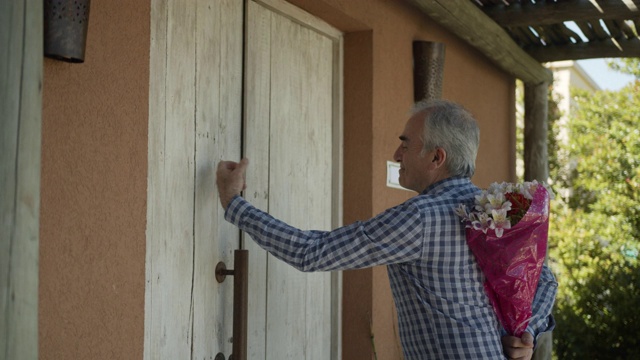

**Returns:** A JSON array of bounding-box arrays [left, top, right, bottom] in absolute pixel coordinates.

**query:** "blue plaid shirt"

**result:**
[[225, 176, 556, 359]]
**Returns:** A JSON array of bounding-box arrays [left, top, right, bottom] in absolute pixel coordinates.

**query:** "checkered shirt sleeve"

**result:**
[[225, 195, 426, 272], [526, 264, 558, 342]]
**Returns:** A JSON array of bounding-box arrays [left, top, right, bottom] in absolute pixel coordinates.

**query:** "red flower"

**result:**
[[505, 192, 531, 226]]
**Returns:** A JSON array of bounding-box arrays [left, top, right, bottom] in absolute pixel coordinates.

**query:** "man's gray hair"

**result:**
[[412, 99, 480, 178]]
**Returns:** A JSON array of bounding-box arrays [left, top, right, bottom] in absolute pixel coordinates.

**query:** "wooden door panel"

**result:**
[[267, 10, 333, 359], [245, 0, 342, 358]]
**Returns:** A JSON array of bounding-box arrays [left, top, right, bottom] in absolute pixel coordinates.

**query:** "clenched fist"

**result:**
[[216, 158, 249, 209]]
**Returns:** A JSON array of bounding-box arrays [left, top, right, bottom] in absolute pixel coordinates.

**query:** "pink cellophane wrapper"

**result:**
[[465, 186, 550, 337]]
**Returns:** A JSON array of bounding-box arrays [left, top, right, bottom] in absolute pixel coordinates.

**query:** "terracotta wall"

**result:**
[[39, 0, 514, 359], [40, 1, 150, 359]]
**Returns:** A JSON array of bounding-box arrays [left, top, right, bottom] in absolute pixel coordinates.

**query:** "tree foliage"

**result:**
[[606, 58, 640, 79], [549, 62, 640, 359]]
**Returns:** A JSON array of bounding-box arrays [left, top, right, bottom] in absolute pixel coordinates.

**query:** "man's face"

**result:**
[[393, 112, 437, 193]]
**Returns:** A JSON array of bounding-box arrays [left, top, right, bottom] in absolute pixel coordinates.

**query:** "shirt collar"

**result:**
[[420, 176, 472, 196]]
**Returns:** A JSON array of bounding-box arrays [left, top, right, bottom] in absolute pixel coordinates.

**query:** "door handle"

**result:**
[[215, 249, 248, 360]]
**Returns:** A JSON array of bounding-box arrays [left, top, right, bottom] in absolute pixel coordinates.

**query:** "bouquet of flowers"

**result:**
[[455, 180, 552, 336]]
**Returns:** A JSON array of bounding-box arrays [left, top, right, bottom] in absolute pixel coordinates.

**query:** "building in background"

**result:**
[[516, 60, 600, 180]]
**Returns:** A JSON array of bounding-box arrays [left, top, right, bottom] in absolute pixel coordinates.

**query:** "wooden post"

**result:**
[[413, 41, 446, 101], [524, 82, 549, 182], [524, 81, 552, 360], [0, 0, 43, 359]]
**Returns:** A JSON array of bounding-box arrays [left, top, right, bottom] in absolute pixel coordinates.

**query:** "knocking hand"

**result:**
[[216, 158, 249, 209]]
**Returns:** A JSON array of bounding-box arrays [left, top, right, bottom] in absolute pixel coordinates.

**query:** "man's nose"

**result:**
[[393, 146, 402, 162]]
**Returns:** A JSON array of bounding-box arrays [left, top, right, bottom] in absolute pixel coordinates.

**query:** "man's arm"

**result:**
[[216, 159, 425, 272], [526, 264, 558, 338], [502, 264, 558, 359]]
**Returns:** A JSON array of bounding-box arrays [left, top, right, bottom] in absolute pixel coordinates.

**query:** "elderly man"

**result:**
[[216, 100, 556, 359]]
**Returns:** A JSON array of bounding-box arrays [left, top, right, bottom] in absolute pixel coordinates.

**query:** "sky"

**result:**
[[577, 58, 636, 91]]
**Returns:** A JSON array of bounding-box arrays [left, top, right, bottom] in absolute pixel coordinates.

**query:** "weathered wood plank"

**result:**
[[191, 0, 242, 358], [528, 38, 640, 61], [586, 19, 612, 40], [145, 0, 197, 358], [0, 0, 42, 359], [255, 0, 342, 39], [575, 21, 600, 41], [267, 12, 313, 358], [603, 19, 623, 39], [244, 1, 271, 357], [302, 28, 334, 360], [271, 13, 333, 357], [617, 19, 637, 39], [482, 0, 640, 27], [407, 0, 552, 84], [143, 1, 168, 358], [330, 34, 344, 360]]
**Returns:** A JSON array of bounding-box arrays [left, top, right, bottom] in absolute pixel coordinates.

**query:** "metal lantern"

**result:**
[[413, 41, 446, 102], [44, 0, 91, 63]]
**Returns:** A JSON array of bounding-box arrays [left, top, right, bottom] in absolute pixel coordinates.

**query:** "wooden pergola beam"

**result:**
[[483, 0, 640, 27], [407, 0, 552, 84], [529, 38, 640, 62]]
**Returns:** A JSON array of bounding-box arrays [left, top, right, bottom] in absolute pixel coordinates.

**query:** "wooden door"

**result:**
[[244, 1, 343, 359], [145, 0, 341, 358]]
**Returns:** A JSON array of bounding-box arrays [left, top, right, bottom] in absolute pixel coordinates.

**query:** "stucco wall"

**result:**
[[39, 0, 514, 359], [39, 1, 150, 359]]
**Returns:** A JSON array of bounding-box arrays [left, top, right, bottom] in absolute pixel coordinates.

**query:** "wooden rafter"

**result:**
[[470, 0, 640, 61], [481, 0, 640, 27], [407, 0, 552, 84], [528, 38, 640, 62], [408, 0, 639, 78]]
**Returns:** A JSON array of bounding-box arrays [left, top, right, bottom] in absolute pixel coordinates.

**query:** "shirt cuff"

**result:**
[[528, 314, 556, 349], [224, 195, 251, 226]]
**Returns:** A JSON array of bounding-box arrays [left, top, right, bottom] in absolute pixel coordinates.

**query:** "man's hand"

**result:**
[[502, 332, 534, 360], [216, 158, 249, 209]]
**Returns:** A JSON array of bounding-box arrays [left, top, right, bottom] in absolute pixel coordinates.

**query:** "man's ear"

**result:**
[[432, 147, 447, 168]]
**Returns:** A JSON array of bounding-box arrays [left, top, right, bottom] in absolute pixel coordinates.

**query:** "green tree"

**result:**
[[549, 62, 640, 359], [606, 58, 640, 78]]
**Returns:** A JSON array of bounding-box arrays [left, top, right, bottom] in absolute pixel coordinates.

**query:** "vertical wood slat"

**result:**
[[306, 32, 335, 359], [266, 12, 308, 355], [244, 1, 271, 358], [0, 0, 43, 359], [330, 35, 344, 360], [144, 0, 167, 357], [145, 0, 197, 358], [192, 0, 242, 358], [192, 0, 221, 353]]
